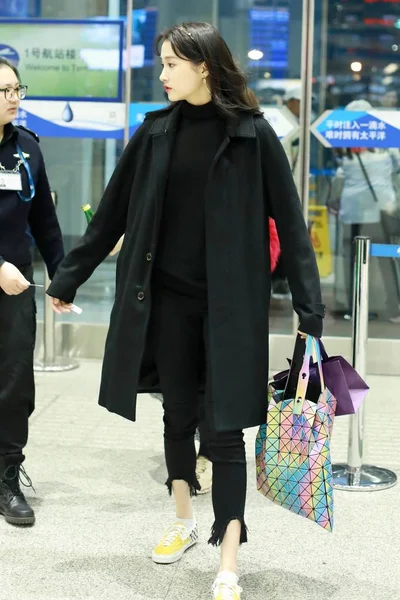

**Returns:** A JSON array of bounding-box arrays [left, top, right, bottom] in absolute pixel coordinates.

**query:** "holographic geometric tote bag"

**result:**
[[256, 335, 337, 532]]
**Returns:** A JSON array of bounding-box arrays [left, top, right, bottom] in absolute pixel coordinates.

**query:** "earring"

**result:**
[[203, 77, 212, 97]]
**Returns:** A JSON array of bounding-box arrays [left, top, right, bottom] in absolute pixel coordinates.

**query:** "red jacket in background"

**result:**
[[269, 218, 280, 273]]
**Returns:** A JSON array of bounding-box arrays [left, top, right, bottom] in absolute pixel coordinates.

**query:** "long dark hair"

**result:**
[[0, 57, 21, 82], [155, 22, 262, 119]]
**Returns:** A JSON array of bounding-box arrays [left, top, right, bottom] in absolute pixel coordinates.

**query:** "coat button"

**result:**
[[146, 253, 152, 262], [137, 291, 145, 301]]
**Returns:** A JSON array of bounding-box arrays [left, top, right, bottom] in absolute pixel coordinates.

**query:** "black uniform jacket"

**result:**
[[0, 124, 64, 277]]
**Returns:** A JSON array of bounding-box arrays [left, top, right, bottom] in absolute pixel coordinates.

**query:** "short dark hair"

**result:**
[[155, 22, 262, 119], [0, 57, 21, 82]]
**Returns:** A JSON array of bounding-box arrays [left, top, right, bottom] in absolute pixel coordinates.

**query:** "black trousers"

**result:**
[[0, 265, 36, 463], [149, 281, 247, 546], [197, 395, 211, 459]]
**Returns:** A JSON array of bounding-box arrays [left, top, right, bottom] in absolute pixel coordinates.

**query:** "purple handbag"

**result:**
[[272, 340, 369, 417], [317, 342, 369, 416]]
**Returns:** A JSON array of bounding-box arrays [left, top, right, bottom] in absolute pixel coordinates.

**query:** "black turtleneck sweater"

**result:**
[[155, 101, 225, 297]]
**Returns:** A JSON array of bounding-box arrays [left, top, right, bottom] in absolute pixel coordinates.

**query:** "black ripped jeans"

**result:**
[[149, 279, 247, 546]]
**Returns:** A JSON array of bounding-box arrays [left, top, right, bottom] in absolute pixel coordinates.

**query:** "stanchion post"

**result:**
[[34, 191, 79, 373], [333, 236, 397, 491]]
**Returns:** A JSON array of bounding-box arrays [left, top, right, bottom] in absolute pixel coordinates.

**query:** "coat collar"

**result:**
[[148, 102, 256, 139]]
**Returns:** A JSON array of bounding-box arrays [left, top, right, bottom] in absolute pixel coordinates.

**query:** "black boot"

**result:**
[[0, 458, 35, 526]]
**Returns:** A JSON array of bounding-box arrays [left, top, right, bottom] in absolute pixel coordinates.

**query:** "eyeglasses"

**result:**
[[0, 85, 28, 101]]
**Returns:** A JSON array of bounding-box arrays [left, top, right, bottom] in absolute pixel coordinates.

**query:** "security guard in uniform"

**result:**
[[0, 57, 64, 525]]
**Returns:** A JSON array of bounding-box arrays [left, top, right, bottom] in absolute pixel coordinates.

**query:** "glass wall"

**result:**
[[1, 0, 399, 340], [312, 0, 400, 339]]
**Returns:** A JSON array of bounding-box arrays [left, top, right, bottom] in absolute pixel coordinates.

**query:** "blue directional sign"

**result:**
[[371, 244, 400, 259], [311, 110, 400, 149], [129, 102, 166, 135]]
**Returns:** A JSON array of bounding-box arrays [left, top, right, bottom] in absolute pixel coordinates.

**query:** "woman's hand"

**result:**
[[298, 330, 307, 340], [50, 297, 73, 314]]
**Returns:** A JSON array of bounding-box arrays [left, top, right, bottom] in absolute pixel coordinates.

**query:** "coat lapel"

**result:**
[[227, 112, 256, 139], [148, 104, 181, 227]]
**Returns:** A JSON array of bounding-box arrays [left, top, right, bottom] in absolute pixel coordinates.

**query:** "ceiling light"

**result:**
[[248, 49, 264, 61], [350, 61, 362, 72]]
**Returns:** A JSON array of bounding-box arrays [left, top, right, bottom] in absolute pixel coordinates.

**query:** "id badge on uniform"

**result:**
[[0, 171, 23, 191]]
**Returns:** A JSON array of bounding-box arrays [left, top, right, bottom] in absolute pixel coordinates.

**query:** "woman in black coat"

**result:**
[[47, 22, 324, 600]]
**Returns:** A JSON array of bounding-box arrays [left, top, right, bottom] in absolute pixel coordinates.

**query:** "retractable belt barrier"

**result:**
[[333, 237, 398, 491]]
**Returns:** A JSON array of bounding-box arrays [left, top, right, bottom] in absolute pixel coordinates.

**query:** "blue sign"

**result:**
[[371, 244, 400, 259], [0, 0, 36, 17], [0, 44, 20, 65], [132, 8, 158, 68], [13, 102, 302, 141], [12, 101, 166, 139], [249, 8, 289, 74], [312, 110, 400, 149], [129, 102, 165, 134]]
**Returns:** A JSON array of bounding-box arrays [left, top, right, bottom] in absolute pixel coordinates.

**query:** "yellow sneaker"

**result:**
[[212, 581, 242, 600], [196, 455, 213, 495], [152, 521, 198, 564]]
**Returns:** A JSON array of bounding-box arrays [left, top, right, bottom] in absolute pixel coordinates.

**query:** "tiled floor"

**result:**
[[1, 361, 399, 600]]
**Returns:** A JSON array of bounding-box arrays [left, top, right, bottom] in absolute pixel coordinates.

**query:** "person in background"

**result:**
[[331, 99, 400, 322], [0, 57, 64, 526]]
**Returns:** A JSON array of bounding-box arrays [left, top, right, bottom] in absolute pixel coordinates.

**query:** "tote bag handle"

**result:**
[[294, 336, 325, 415]]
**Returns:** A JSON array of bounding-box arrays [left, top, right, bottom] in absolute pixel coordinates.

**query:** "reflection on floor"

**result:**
[[1, 361, 399, 599]]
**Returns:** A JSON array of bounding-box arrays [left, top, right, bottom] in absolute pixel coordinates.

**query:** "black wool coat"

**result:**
[[47, 102, 325, 432]]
